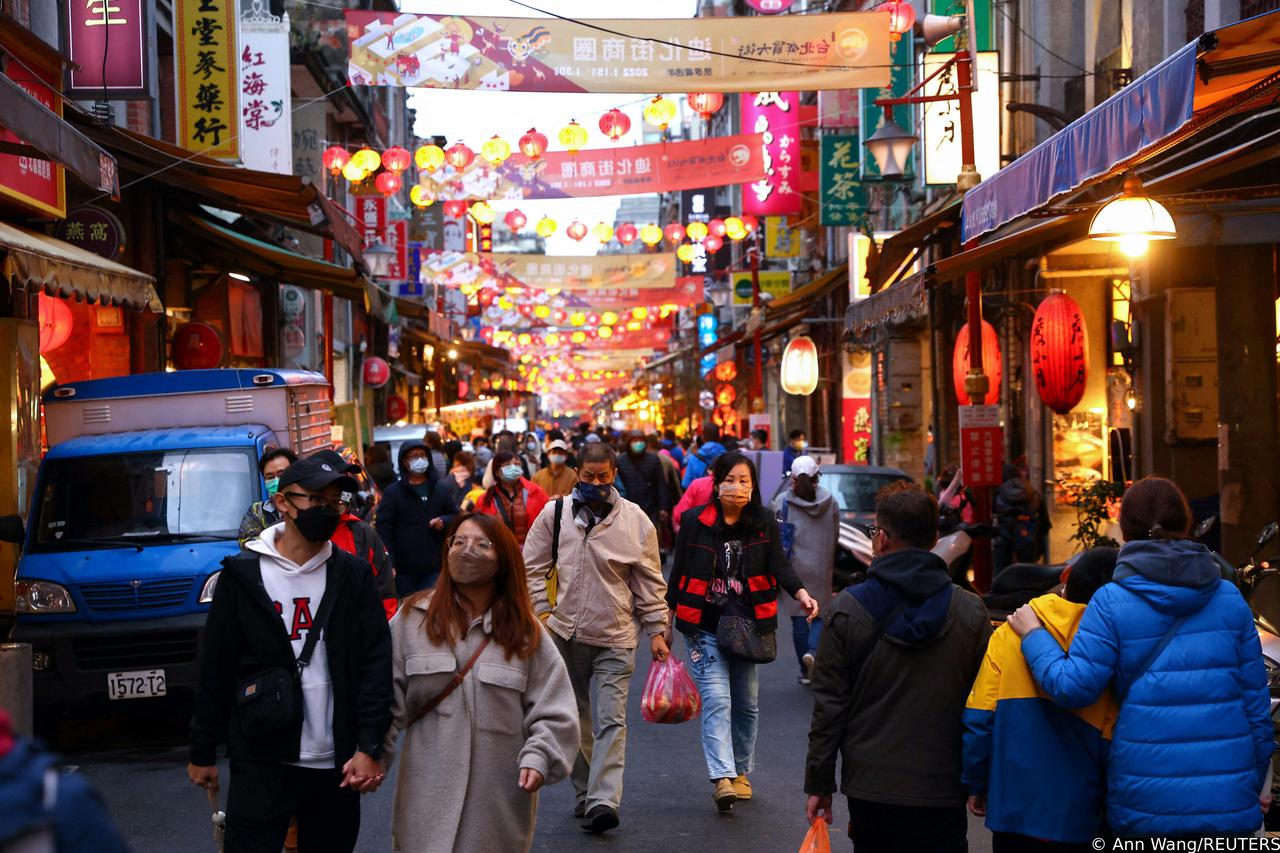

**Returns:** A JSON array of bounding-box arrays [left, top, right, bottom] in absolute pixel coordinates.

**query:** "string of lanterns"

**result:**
[[492, 209, 759, 246]]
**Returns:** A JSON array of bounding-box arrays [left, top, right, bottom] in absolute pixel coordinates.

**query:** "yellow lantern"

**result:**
[[571, 331, 587, 344], [534, 305, 551, 319], [676, 243, 697, 263], [409, 185, 435, 207], [517, 333, 532, 346], [643, 95, 678, 130], [626, 320, 643, 331], [600, 310, 619, 325], [341, 160, 368, 183], [558, 119, 589, 155], [497, 296, 514, 310], [780, 335, 820, 396], [592, 222, 614, 243], [724, 216, 745, 235], [569, 312, 586, 327], [535, 216, 557, 238], [639, 224, 663, 246], [352, 147, 381, 173], [415, 144, 445, 172], [631, 307, 648, 320], [598, 326, 614, 338], [686, 221, 709, 242], [545, 332, 560, 346], [469, 201, 496, 224], [480, 135, 511, 167]]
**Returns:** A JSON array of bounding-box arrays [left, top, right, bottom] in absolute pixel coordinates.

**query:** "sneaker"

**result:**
[[798, 675, 811, 686], [802, 652, 816, 681], [573, 800, 587, 819], [731, 774, 752, 800], [713, 778, 737, 812], [580, 805, 620, 834]]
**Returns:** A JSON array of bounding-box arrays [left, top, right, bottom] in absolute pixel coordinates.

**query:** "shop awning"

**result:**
[[768, 266, 849, 311], [961, 9, 1280, 243], [870, 194, 961, 293], [68, 111, 364, 263], [0, 74, 118, 196], [0, 221, 159, 310], [173, 212, 366, 302], [846, 273, 928, 337]]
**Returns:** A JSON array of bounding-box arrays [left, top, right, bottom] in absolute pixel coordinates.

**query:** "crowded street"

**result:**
[[5, 0, 1280, 851]]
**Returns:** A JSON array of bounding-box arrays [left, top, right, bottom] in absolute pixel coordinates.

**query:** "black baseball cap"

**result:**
[[309, 448, 363, 475], [277, 457, 360, 494]]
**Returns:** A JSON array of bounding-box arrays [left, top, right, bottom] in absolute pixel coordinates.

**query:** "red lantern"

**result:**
[[444, 142, 475, 170], [1030, 292, 1089, 414], [616, 222, 638, 245], [740, 214, 760, 234], [362, 356, 391, 388], [171, 322, 225, 370], [703, 234, 724, 253], [504, 208, 527, 232], [443, 200, 468, 218], [381, 146, 411, 173], [321, 146, 350, 176], [663, 222, 686, 244], [478, 290, 495, 307], [385, 394, 408, 422], [518, 128, 548, 160], [37, 294, 73, 354], [566, 220, 588, 241], [374, 171, 401, 196], [707, 218, 727, 237], [952, 320, 1002, 406], [687, 92, 724, 120], [876, 0, 916, 41], [599, 108, 631, 142]]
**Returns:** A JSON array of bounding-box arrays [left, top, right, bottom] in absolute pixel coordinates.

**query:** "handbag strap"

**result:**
[[548, 497, 563, 578], [295, 563, 340, 674], [406, 636, 491, 729], [1116, 613, 1190, 701]]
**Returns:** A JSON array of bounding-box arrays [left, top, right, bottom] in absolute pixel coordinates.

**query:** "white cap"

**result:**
[[548, 439, 569, 451], [791, 455, 819, 478]]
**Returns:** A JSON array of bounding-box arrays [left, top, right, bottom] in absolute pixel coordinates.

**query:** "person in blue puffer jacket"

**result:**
[[1007, 476, 1273, 838]]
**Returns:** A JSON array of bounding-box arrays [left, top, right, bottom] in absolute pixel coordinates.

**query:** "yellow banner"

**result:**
[[175, 0, 239, 160], [765, 216, 801, 258], [345, 12, 890, 93]]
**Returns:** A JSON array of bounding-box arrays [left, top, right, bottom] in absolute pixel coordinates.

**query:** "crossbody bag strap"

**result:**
[[296, 567, 340, 674], [1117, 612, 1190, 702], [405, 636, 491, 729], [549, 497, 563, 576]]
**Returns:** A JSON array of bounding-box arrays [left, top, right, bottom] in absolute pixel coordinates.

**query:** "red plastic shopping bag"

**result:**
[[798, 818, 831, 853], [640, 657, 701, 724]]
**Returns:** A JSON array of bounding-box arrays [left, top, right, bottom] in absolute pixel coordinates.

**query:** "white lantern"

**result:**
[[780, 335, 819, 396]]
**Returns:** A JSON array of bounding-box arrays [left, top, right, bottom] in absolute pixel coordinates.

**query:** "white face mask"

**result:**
[[407, 457, 430, 474], [548, 453, 567, 466]]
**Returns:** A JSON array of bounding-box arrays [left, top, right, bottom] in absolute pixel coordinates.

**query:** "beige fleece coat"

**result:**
[[383, 600, 578, 853]]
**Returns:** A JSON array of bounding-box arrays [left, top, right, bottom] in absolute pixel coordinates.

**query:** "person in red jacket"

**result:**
[[672, 475, 713, 534], [475, 449, 550, 547], [311, 450, 397, 618]]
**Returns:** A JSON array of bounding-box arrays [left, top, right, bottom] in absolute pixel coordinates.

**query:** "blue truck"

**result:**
[[2, 369, 331, 714]]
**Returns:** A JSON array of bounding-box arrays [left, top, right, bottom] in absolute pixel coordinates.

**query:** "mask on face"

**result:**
[[265, 477, 280, 497], [526, 441, 539, 453], [718, 482, 752, 508], [407, 457, 430, 475], [293, 505, 341, 543], [630, 441, 647, 455], [449, 549, 498, 585], [792, 440, 807, 451], [577, 482, 609, 504], [548, 453, 567, 466], [500, 464, 523, 482]]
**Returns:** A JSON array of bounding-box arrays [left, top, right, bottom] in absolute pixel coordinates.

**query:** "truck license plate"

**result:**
[[107, 669, 167, 700]]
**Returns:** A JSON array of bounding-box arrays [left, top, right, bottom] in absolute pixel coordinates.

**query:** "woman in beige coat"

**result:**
[[383, 512, 578, 853]]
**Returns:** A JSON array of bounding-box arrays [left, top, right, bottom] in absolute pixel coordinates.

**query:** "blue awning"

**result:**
[[961, 10, 1280, 244]]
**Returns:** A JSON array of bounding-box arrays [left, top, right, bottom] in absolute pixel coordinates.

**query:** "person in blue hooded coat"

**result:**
[[1007, 476, 1273, 838], [681, 424, 726, 489]]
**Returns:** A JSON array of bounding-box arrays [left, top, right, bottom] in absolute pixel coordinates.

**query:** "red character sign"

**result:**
[[959, 404, 1003, 487]]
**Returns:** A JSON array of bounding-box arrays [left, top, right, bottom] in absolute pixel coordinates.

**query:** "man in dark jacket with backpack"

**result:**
[[188, 457, 392, 853], [374, 440, 457, 595], [804, 482, 990, 853]]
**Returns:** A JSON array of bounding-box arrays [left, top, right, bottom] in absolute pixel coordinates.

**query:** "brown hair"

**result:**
[[1119, 476, 1192, 542], [413, 512, 541, 661], [451, 450, 476, 474], [875, 481, 939, 550]]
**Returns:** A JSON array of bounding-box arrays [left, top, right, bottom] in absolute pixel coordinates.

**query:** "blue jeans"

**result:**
[[791, 616, 822, 674], [682, 632, 759, 781]]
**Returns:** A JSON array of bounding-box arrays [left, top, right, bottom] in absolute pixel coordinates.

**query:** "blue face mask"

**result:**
[[577, 482, 610, 503], [265, 477, 280, 497], [500, 464, 523, 482]]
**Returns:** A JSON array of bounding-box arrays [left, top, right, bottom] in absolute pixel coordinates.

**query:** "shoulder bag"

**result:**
[[545, 497, 564, 610], [777, 498, 796, 561], [405, 636, 491, 729], [715, 536, 778, 664]]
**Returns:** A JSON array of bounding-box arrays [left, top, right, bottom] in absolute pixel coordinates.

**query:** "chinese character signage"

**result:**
[[959, 404, 1003, 487], [176, 0, 239, 160], [419, 134, 764, 203], [345, 12, 889, 93], [820, 134, 866, 226], [922, 52, 1001, 187], [765, 216, 800, 258], [842, 348, 872, 464], [65, 0, 149, 97], [741, 92, 801, 216], [731, 270, 791, 306], [356, 195, 386, 247], [53, 205, 125, 259], [0, 59, 65, 217], [239, 3, 291, 175], [385, 220, 408, 281], [860, 32, 913, 180], [421, 251, 678, 291]]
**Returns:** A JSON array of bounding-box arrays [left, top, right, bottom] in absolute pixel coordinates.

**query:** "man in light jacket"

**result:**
[[523, 442, 669, 836]]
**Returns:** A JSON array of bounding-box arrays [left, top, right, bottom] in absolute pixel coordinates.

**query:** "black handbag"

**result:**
[[715, 594, 777, 664], [236, 585, 337, 736]]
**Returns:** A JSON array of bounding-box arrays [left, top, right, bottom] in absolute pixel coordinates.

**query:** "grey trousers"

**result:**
[[551, 633, 636, 812]]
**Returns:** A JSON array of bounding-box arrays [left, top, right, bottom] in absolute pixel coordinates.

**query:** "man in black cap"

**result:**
[[309, 450, 397, 620], [188, 457, 392, 853]]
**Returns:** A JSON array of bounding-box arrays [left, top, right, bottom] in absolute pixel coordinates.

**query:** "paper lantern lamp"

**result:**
[[382, 146, 411, 173], [740, 215, 760, 234], [409, 185, 435, 207], [37, 293, 73, 353], [443, 200, 469, 218], [1030, 291, 1089, 414], [322, 146, 350, 176], [599, 108, 631, 142], [535, 216, 557, 238], [592, 222, 614, 243], [468, 201, 496, 224], [444, 142, 475, 170], [676, 243, 697, 263], [519, 128, 549, 160], [687, 92, 724, 120], [952, 320, 1003, 406], [707, 218, 727, 237], [352, 147, 381, 173], [558, 120, 589, 155], [639, 224, 663, 246], [703, 234, 724, 253], [374, 171, 401, 196], [664, 223, 686, 244], [686, 221, 709, 242], [566, 221, 588, 241], [780, 335, 819, 396], [415, 144, 445, 172], [643, 95, 678, 130], [341, 160, 368, 183], [504, 209, 527, 231], [616, 222, 638, 245], [877, 0, 916, 41], [480, 135, 512, 167]]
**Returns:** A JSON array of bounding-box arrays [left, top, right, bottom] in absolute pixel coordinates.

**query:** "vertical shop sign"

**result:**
[[860, 32, 913, 179], [959, 404, 1003, 487], [385, 220, 408, 281], [819, 133, 866, 226], [765, 216, 800, 258], [740, 91, 802, 216], [922, 52, 1001, 186], [239, 1, 291, 174], [842, 348, 872, 464], [176, 0, 239, 160], [698, 312, 718, 378], [64, 0, 149, 97], [356, 195, 387, 247]]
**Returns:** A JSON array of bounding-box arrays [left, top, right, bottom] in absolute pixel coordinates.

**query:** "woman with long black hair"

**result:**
[[666, 451, 818, 812]]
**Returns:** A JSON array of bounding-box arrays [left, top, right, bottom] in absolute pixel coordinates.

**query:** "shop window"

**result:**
[[1109, 278, 1133, 368]]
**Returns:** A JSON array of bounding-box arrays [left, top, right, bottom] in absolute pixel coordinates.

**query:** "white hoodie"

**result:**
[[247, 523, 335, 769]]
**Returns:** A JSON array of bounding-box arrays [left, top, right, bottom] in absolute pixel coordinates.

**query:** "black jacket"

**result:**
[[615, 450, 669, 519], [190, 548, 392, 769], [374, 440, 457, 579], [667, 502, 804, 635], [805, 548, 991, 807]]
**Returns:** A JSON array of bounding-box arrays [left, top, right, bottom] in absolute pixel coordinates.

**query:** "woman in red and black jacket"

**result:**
[[665, 451, 819, 813]]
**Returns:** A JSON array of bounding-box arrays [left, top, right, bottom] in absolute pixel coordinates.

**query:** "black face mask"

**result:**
[[293, 505, 341, 543]]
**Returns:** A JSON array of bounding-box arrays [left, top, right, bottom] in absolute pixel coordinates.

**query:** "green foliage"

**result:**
[[1061, 478, 1125, 551]]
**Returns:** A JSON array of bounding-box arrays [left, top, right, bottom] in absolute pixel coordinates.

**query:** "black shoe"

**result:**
[[573, 801, 587, 819], [580, 805, 620, 834]]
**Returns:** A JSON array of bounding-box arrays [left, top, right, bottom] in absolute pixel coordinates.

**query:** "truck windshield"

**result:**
[[31, 448, 257, 551]]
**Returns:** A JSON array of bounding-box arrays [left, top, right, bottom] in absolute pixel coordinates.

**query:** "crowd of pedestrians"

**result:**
[[160, 421, 1277, 853]]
